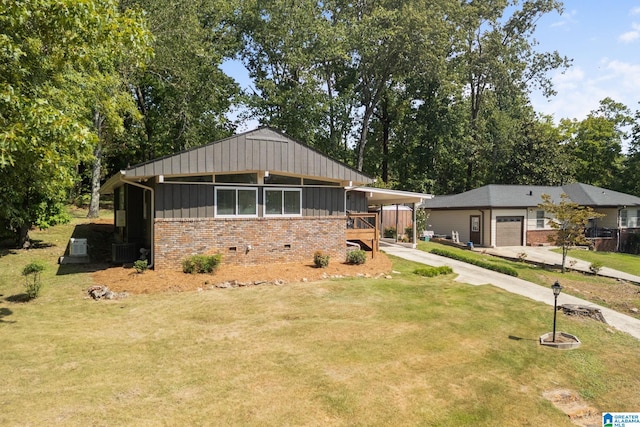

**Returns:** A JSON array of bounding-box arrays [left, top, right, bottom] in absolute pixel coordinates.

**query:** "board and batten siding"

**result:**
[[126, 128, 371, 185], [155, 184, 356, 219]]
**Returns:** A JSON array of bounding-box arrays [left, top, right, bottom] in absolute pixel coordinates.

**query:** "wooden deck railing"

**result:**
[[346, 212, 379, 255]]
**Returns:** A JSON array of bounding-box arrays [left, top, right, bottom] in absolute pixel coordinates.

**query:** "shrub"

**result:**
[[414, 266, 453, 277], [383, 226, 396, 238], [314, 251, 330, 268], [429, 248, 518, 277], [133, 259, 148, 274], [346, 250, 367, 265], [22, 261, 45, 299], [589, 261, 603, 276], [182, 254, 222, 274]]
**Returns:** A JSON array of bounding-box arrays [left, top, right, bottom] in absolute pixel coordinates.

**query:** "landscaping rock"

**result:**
[[88, 285, 127, 300], [559, 304, 607, 324]]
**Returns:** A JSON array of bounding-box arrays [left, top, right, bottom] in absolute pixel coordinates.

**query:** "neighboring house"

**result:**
[[421, 183, 640, 251], [100, 127, 431, 270]]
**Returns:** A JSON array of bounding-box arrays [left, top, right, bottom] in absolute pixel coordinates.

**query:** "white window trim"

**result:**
[[621, 208, 628, 228], [215, 186, 258, 218], [263, 188, 303, 217]]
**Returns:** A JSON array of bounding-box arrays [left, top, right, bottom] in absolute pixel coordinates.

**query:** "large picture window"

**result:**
[[215, 187, 258, 217], [264, 188, 302, 216]]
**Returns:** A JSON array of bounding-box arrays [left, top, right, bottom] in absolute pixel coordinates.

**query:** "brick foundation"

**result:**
[[154, 217, 347, 270], [526, 230, 556, 246]]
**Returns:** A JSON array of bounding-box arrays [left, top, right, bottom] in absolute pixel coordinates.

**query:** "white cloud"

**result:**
[[619, 22, 640, 43], [631, 7, 640, 16], [551, 8, 577, 28]]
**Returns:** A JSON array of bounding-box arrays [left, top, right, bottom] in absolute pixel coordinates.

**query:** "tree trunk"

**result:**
[[87, 143, 102, 218], [88, 111, 104, 218], [17, 224, 30, 249]]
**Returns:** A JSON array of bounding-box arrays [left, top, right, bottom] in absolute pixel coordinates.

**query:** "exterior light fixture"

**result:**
[[551, 281, 563, 342]]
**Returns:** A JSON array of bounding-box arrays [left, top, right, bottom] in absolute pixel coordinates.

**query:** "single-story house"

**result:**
[[100, 127, 432, 269], [421, 183, 640, 251]]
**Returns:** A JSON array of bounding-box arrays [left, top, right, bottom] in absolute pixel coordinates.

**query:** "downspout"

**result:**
[[126, 180, 155, 268], [412, 202, 417, 248]]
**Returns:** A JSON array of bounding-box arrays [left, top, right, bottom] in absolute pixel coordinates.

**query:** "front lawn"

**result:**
[[554, 248, 640, 276], [1, 220, 639, 425], [417, 241, 640, 319]]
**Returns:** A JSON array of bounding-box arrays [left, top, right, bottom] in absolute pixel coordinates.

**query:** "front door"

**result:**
[[470, 215, 481, 244]]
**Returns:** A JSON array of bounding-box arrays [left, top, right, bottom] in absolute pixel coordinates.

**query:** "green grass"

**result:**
[[416, 240, 640, 318], [552, 247, 640, 276], [1, 217, 640, 425]]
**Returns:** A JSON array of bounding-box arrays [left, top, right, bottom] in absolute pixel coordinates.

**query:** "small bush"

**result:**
[[182, 254, 222, 274], [133, 259, 148, 274], [22, 261, 45, 299], [589, 261, 604, 276], [429, 248, 518, 277], [383, 226, 396, 238], [314, 251, 330, 268], [414, 266, 453, 277], [346, 250, 367, 265]]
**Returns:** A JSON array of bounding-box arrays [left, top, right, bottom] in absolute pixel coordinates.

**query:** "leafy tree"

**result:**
[[119, 0, 240, 166], [621, 107, 640, 196], [0, 0, 150, 245], [499, 115, 574, 185], [451, 0, 570, 190], [565, 98, 632, 190], [538, 193, 604, 273]]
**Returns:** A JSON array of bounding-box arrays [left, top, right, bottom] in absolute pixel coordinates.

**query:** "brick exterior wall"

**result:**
[[526, 230, 556, 246], [154, 217, 347, 270]]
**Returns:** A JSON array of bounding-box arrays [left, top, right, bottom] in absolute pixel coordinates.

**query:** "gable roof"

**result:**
[[422, 183, 640, 210], [101, 127, 373, 193]]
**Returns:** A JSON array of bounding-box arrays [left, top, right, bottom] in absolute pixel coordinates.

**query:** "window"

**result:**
[[215, 187, 257, 217], [164, 175, 213, 183], [304, 178, 339, 186], [264, 174, 301, 185], [215, 173, 257, 184], [264, 188, 302, 216], [621, 209, 628, 227], [536, 210, 545, 229]]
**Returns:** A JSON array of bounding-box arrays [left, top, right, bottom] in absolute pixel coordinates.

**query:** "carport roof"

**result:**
[[421, 183, 640, 209]]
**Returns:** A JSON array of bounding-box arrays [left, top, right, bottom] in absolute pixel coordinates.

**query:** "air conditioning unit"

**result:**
[[112, 243, 137, 263], [69, 238, 88, 257]]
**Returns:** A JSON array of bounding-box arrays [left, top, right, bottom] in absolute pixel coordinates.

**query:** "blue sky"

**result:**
[[530, 1, 640, 121], [223, 1, 640, 130]]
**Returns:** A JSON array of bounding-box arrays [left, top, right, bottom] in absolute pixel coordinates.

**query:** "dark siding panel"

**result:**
[[237, 138, 246, 171], [155, 186, 164, 218], [301, 188, 345, 216], [206, 187, 214, 217], [205, 145, 214, 172], [213, 142, 223, 171]]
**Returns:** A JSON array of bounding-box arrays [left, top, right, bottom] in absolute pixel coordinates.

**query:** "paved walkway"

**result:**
[[381, 242, 640, 340]]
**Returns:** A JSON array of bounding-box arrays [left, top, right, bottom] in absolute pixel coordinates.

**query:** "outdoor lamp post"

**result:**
[[551, 281, 563, 342]]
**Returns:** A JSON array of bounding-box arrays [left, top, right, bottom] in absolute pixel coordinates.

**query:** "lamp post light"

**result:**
[[551, 280, 563, 342]]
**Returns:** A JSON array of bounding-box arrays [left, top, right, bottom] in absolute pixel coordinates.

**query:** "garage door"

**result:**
[[496, 216, 523, 246]]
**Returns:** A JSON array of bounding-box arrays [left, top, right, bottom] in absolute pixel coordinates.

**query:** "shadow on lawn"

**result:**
[[508, 335, 538, 342], [0, 307, 16, 323], [56, 222, 115, 276]]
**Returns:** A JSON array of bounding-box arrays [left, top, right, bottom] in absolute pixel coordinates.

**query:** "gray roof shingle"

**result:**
[[423, 183, 640, 209]]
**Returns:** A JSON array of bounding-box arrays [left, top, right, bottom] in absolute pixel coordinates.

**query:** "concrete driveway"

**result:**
[[381, 242, 640, 340]]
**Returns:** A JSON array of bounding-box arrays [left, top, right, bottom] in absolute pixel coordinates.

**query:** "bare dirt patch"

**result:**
[[92, 252, 393, 294], [542, 389, 600, 427]]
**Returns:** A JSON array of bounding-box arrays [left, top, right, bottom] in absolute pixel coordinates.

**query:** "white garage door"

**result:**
[[496, 216, 523, 246]]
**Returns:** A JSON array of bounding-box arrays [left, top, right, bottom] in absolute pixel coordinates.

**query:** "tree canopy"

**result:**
[[0, 0, 151, 244], [2, 0, 640, 245]]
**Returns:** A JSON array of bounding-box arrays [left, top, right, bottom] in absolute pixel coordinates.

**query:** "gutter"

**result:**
[[125, 180, 155, 269]]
